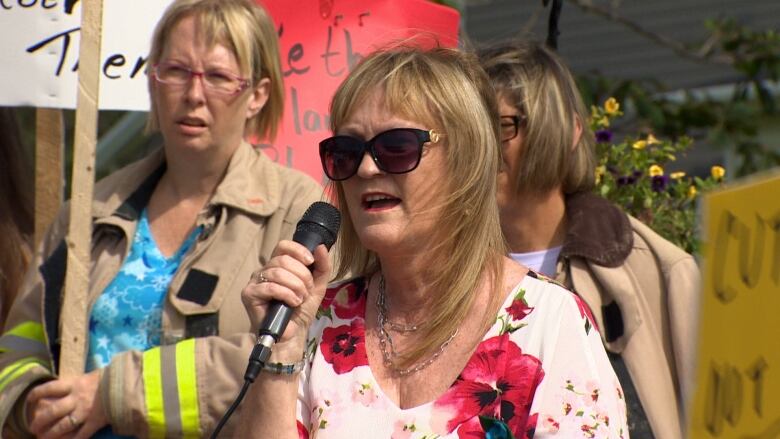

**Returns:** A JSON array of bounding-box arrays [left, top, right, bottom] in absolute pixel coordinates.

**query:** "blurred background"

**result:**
[[5, 0, 779, 212], [460, 0, 780, 179]]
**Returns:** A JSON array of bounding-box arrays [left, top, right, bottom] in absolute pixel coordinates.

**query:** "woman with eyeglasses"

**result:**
[[236, 46, 628, 438], [0, 1, 322, 437], [478, 40, 700, 438]]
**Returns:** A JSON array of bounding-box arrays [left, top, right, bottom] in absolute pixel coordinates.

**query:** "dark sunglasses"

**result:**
[[319, 128, 441, 181]]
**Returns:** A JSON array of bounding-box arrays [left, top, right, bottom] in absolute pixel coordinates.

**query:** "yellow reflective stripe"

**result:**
[[176, 339, 201, 439], [4, 322, 45, 342], [0, 358, 46, 393], [143, 347, 166, 439]]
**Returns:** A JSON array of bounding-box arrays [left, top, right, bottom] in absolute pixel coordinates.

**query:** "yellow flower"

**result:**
[[688, 185, 698, 199], [711, 165, 726, 180], [647, 134, 661, 145], [604, 97, 620, 115], [595, 165, 606, 184], [649, 164, 664, 177], [670, 171, 686, 180], [632, 140, 647, 150]]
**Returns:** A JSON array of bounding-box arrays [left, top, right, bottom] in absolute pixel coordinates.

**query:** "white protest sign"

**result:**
[[0, 0, 169, 110]]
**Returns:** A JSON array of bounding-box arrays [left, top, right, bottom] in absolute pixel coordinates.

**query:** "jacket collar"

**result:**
[[560, 191, 633, 267], [92, 141, 282, 221]]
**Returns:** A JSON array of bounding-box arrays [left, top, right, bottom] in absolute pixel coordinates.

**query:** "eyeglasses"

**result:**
[[152, 62, 250, 96], [319, 128, 441, 181], [500, 115, 526, 142]]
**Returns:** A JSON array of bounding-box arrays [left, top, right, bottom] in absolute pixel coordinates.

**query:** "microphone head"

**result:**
[[296, 201, 341, 250]]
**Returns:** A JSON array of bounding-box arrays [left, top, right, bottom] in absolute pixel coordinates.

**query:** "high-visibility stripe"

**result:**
[[143, 347, 166, 439], [3, 322, 45, 342], [0, 334, 48, 355], [0, 358, 46, 393], [176, 339, 201, 438], [160, 347, 182, 435]]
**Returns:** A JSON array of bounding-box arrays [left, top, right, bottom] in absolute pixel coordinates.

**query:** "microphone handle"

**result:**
[[246, 228, 326, 382], [256, 228, 324, 340]]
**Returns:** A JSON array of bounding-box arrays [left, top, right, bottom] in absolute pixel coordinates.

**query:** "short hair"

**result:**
[[145, 0, 284, 141], [478, 40, 596, 194], [327, 46, 507, 369]]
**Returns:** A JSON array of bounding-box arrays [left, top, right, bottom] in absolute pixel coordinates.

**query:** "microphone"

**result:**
[[245, 201, 341, 382]]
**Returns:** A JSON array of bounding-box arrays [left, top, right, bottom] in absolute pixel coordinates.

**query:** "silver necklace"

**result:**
[[375, 274, 458, 376], [377, 276, 420, 333]]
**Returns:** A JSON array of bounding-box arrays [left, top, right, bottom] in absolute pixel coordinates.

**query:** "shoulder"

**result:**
[[627, 215, 694, 265], [520, 272, 598, 332], [250, 149, 322, 194], [247, 150, 323, 217]]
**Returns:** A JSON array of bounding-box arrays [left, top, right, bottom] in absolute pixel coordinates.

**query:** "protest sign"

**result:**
[[688, 171, 780, 438], [0, 0, 459, 180]]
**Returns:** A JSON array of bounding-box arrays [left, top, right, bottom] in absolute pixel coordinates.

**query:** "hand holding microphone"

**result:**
[[241, 202, 340, 382]]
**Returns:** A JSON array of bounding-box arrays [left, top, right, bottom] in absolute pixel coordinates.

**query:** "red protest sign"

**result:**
[[257, 0, 460, 183]]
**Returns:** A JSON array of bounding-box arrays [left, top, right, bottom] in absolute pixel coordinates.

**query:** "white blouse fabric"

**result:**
[[295, 272, 629, 438]]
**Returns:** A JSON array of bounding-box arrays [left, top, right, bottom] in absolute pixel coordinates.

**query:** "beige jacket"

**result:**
[[554, 192, 700, 439], [0, 142, 322, 437]]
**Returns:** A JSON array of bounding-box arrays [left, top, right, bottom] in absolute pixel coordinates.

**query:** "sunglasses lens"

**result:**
[[373, 130, 422, 173], [320, 137, 363, 181]]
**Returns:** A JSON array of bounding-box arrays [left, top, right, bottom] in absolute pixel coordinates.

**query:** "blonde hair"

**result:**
[[145, 0, 284, 141], [328, 46, 507, 369], [478, 40, 596, 194]]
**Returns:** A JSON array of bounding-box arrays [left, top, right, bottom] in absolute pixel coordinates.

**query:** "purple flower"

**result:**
[[651, 175, 669, 192], [595, 129, 613, 143], [616, 176, 634, 186]]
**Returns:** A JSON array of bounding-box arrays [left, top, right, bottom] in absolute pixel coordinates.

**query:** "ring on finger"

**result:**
[[251, 271, 269, 284], [68, 413, 80, 428]]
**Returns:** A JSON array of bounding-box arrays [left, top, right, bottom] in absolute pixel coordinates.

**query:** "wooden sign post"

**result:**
[[34, 109, 64, 248], [59, 0, 104, 377]]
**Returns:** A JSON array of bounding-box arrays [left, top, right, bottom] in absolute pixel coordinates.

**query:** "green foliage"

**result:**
[[590, 98, 725, 254], [577, 19, 780, 177]]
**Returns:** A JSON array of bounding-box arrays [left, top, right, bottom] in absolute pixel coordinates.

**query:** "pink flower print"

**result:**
[[572, 294, 599, 333], [432, 335, 544, 438], [581, 423, 597, 438], [320, 321, 369, 374], [585, 380, 601, 406], [311, 388, 341, 433], [541, 415, 560, 433], [352, 381, 379, 407], [297, 420, 309, 439], [320, 278, 368, 320], [392, 418, 417, 439], [504, 289, 534, 321]]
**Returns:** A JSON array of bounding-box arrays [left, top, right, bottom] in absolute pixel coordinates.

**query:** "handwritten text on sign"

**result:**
[[688, 172, 780, 438], [0, 0, 459, 181]]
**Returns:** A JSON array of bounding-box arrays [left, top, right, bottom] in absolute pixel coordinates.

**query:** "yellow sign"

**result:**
[[688, 170, 780, 438]]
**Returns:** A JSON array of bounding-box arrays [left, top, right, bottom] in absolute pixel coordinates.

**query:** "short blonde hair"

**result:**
[[146, 0, 284, 141], [479, 40, 595, 194], [328, 46, 507, 369]]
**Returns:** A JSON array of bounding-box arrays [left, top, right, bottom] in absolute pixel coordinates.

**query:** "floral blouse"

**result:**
[[296, 272, 628, 438]]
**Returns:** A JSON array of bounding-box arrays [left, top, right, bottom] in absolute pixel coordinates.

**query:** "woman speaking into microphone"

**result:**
[[0, 1, 321, 437], [238, 45, 629, 438]]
